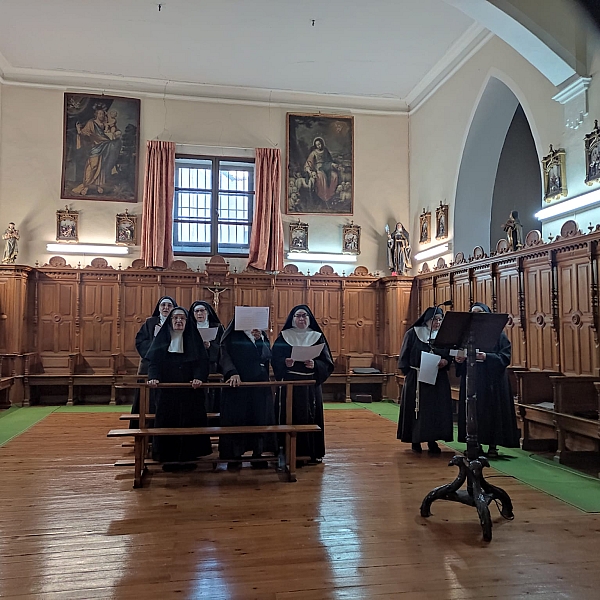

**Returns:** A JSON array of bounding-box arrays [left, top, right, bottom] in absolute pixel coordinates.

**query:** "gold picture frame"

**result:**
[[56, 205, 79, 242], [435, 202, 448, 240], [289, 220, 309, 252], [542, 145, 567, 202], [342, 221, 361, 254], [584, 119, 600, 186], [419, 209, 431, 244], [116, 209, 137, 245]]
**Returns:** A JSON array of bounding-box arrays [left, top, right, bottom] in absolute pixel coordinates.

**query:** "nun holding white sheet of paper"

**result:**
[[396, 306, 454, 454]]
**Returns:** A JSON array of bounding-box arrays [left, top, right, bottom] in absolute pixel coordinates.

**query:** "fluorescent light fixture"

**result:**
[[286, 252, 357, 263], [46, 243, 129, 255], [535, 188, 600, 220], [414, 243, 450, 261]]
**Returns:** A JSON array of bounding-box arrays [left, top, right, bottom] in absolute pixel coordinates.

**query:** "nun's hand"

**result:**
[[476, 352, 486, 361], [304, 359, 314, 369], [204, 341, 211, 349], [191, 379, 202, 389], [227, 374, 241, 387], [148, 379, 159, 388], [285, 358, 294, 367], [438, 359, 448, 369], [455, 356, 466, 364]]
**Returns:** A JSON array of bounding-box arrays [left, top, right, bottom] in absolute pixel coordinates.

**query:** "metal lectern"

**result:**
[[420, 311, 514, 541]]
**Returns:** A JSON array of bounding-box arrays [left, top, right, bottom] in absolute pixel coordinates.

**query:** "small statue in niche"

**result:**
[[2, 222, 20, 264], [385, 222, 412, 275], [502, 210, 523, 251]]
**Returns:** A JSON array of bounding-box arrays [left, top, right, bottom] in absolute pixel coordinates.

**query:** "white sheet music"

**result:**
[[234, 306, 269, 331], [290, 343, 325, 362], [199, 327, 219, 342], [418, 351, 441, 385]]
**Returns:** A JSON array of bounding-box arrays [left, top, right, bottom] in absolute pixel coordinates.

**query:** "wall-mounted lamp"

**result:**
[[46, 243, 129, 255], [286, 252, 357, 263], [535, 188, 600, 220], [413, 242, 450, 261]]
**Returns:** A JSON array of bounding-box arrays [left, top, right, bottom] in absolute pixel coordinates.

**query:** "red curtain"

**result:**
[[248, 148, 284, 271], [140, 141, 175, 268]]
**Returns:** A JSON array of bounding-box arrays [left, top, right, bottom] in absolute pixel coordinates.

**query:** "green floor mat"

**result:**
[[55, 405, 128, 413], [334, 401, 600, 513], [0, 406, 57, 447]]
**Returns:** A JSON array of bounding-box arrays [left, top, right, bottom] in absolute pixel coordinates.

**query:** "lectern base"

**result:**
[[420, 453, 514, 542]]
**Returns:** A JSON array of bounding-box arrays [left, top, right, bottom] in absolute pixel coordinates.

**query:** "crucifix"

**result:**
[[205, 282, 228, 312]]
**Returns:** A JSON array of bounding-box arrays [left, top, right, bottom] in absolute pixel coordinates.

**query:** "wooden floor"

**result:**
[[2, 410, 600, 599]]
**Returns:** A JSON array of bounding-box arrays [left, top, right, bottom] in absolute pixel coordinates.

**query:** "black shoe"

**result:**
[[162, 463, 177, 472], [227, 461, 242, 471], [179, 463, 197, 472], [427, 441, 442, 455], [411, 443, 423, 454], [486, 446, 499, 459], [251, 460, 269, 469]]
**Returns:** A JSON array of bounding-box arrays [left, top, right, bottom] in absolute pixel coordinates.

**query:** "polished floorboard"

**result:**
[[1, 409, 600, 599]]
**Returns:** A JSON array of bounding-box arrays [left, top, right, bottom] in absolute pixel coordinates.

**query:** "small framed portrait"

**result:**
[[435, 202, 448, 240], [116, 209, 137, 245], [342, 221, 361, 254], [419, 209, 431, 244], [542, 145, 567, 202], [56, 206, 79, 242], [289, 220, 309, 252], [584, 119, 600, 186]]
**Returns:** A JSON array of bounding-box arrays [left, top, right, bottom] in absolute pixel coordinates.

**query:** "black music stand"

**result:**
[[419, 311, 514, 541]]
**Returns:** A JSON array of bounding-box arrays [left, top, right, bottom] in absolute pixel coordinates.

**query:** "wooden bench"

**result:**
[[108, 380, 319, 487], [22, 353, 140, 406], [514, 370, 562, 451], [551, 376, 600, 462]]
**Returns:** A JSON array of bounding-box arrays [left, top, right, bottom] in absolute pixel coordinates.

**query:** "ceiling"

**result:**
[[0, 0, 486, 111]]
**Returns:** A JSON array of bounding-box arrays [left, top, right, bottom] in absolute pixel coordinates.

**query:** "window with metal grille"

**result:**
[[173, 156, 254, 256]]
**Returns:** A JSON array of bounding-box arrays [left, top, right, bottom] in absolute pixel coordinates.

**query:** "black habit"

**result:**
[[146, 308, 212, 462], [218, 322, 276, 460], [130, 296, 177, 427], [271, 305, 334, 461], [456, 331, 520, 448], [397, 308, 454, 444], [189, 301, 225, 413]]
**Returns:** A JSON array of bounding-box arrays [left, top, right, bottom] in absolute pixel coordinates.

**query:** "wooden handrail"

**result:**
[[115, 380, 316, 389]]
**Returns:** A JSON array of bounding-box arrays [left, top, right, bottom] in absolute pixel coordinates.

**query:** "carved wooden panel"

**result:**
[[556, 248, 597, 375], [472, 267, 493, 307], [36, 277, 76, 354], [452, 270, 471, 312], [434, 274, 452, 306], [80, 282, 117, 355], [419, 277, 434, 315], [495, 262, 526, 368], [522, 256, 557, 371], [345, 287, 377, 354], [273, 283, 307, 334], [309, 284, 342, 356]]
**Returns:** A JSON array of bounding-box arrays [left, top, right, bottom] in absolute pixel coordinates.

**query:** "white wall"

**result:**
[[0, 86, 408, 273]]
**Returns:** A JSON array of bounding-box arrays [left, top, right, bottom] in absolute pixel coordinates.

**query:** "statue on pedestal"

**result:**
[[386, 222, 412, 275], [2, 222, 19, 264], [502, 211, 523, 251]]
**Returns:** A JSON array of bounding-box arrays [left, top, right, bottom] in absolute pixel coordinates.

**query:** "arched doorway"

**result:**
[[454, 77, 541, 256]]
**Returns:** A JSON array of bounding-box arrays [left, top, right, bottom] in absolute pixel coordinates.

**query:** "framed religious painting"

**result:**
[[289, 220, 309, 252], [584, 119, 600, 186], [419, 209, 431, 244], [61, 93, 140, 202], [435, 202, 448, 240], [116, 209, 137, 245], [286, 113, 354, 215], [56, 206, 79, 242], [542, 145, 567, 202], [342, 221, 361, 254]]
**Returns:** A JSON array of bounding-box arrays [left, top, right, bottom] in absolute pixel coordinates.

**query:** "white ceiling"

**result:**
[[0, 0, 485, 111]]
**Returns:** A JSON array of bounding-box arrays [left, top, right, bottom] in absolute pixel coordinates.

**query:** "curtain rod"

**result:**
[[175, 143, 255, 151]]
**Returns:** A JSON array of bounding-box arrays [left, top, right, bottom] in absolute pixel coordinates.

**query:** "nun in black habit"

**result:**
[[218, 316, 276, 468], [130, 296, 177, 427], [397, 306, 453, 453], [146, 307, 213, 468], [272, 305, 334, 463], [189, 301, 225, 413], [455, 302, 520, 457]]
